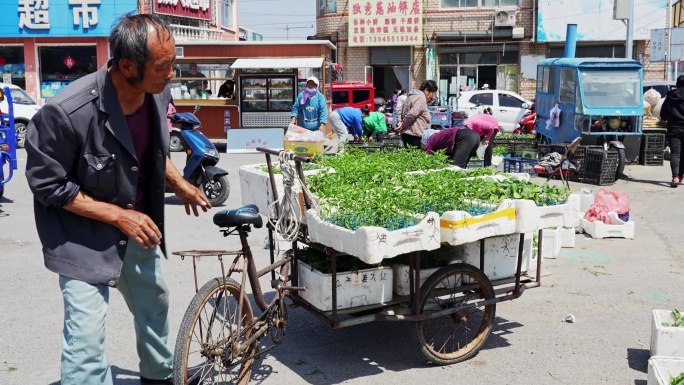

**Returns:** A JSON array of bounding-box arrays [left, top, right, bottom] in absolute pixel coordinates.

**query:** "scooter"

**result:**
[[514, 103, 536, 135], [0, 86, 18, 199], [168, 109, 230, 206]]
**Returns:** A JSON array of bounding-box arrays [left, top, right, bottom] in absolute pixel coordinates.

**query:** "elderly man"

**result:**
[[25, 13, 209, 385]]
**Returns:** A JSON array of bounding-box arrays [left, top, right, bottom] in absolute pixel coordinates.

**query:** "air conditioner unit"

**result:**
[[494, 10, 516, 27], [175, 47, 184, 58]]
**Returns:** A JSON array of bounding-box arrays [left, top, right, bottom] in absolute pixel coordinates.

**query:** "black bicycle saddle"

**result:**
[[213, 204, 263, 228]]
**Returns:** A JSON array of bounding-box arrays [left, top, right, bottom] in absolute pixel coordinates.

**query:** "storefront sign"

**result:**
[[0, 0, 137, 36], [650, 28, 666, 63], [154, 0, 212, 21], [348, 0, 423, 47]]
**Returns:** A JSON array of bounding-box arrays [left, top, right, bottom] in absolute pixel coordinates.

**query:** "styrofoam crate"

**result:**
[[541, 227, 561, 258], [650, 310, 684, 357], [647, 356, 684, 385], [440, 200, 517, 246], [305, 210, 441, 265], [297, 261, 393, 311], [580, 212, 635, 239], [238, 163, 324, 217], [391, 265, 441, 296], [513, 194, 581, 233], [463, 234, 532, 281], [560, 227, 576, 248]]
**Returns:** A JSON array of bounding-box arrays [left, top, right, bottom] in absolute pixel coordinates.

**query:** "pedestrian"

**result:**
[[395, 80, 438, 148], [24, 13, 210, 385], [290, 76, 327, 132], [390, 89, 399, 111], [482, 83, 490, 90], [329, 106, 364, 152], [421, 127, 481, 169], [660, 74, 684, 187], [361, 106, 388, 140], [463, 113, 500, 167], [182, 62, 207, 96], [394, 89, 407, 128]]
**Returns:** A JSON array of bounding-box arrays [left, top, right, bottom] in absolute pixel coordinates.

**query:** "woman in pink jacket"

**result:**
[[464, 113, 500, 166], [395, 80, 438, 148]]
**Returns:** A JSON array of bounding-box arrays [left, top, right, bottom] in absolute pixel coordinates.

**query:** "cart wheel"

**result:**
[[615, 147, 626, 178], [173, 277, 256, 385], [413, 263, 496, 365]]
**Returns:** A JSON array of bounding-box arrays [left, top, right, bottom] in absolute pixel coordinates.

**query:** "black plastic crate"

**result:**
[[640, 150, 665, 166], [467, 159, 484, 169], [579, 147, 619, 186], [640, 133, 666, 152], [503, 157, 538, 174], [376, 132, 400, 142]]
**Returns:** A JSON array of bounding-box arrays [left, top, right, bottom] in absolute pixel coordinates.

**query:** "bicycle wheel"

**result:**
[[414, 263, 496, 365], [174, 277, 256, 385]]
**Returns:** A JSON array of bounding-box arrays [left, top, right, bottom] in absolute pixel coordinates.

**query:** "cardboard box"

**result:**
[[284, 138, 324, 156]]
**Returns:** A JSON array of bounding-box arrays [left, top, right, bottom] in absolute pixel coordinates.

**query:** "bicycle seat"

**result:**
[[213, 204, 263, 228]]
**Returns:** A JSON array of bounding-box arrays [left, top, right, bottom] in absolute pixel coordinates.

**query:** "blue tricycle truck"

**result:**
[[0, 86, 18, 198], [535, 24, 643, 178]]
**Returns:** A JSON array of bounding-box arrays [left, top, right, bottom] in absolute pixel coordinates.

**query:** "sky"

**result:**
[[238, 0, 317, 40]]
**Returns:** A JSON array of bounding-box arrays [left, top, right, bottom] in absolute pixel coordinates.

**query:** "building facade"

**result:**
[[0, 0, 240, 104], [317, 0, 669, 101]]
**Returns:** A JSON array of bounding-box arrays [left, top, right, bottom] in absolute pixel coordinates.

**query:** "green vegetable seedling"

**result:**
[[661, 308, 684, 327]]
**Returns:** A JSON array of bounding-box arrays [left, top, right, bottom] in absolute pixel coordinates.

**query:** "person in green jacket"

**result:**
[[361, 107, 388, 140]]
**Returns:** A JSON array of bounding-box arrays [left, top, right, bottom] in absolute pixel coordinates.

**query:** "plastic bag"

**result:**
[[594, 188, 629, 214], [644, 88, 661, 110], [652, 97, 665, 119], [584, 204, 612, 224], [546, 103, 560, 129], [286, 123, 324, 142], [476, 142, 488, 158]]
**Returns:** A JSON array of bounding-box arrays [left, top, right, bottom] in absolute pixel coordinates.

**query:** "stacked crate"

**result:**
[[640, 133, 665, 166], [538, 144, 619, 186]]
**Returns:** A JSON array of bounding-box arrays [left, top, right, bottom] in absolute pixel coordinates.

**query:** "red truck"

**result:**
[[331, 82, 375, 111]]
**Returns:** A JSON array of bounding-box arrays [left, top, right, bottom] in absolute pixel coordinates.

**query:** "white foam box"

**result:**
[[650, 310, 684, 357], [647, 356, 684, 385], [514, 194, 581, 233], [463, 234, 532, 281], [238, 163, 324, 216], [580, 212, 635, 239], [297, 261, 393, 311], [560, 227, 576, 248], [305, 210, 441, 265], [440, 199, 517, 246], [391, 265, 441, 296], [541, 227, 561, 258]]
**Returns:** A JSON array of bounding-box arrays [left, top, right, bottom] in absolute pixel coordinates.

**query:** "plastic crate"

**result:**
[[503, 157, 538, 174], [580, 147, 619, 186], [381, 142, 403, 152], [640, 133, 665, 152], [467, 159, 484, 169], [640, 150, 664, 166], [376, 132, 400, 142]]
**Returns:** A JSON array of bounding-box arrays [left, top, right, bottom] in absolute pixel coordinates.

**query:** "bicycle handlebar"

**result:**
[[256, 147, 312, 163]]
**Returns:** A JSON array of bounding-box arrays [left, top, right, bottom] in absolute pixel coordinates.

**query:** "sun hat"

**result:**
[[421, 129, 438, 145]]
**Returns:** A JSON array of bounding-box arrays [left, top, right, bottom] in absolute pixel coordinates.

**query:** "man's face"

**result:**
[[188, 65, 198, 75], [135, 27, 176, 94]]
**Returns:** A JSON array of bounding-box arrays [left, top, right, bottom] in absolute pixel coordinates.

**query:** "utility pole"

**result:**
[[284, 24, 314, 40], [626, 0, 634, 59]]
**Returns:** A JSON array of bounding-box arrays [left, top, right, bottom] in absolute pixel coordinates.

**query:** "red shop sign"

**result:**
[[154, 0, 212, 20]]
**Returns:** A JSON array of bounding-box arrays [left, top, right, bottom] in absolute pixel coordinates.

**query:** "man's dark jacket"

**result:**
[[661, 87, 684, 131], [25, 62, 171, 287]]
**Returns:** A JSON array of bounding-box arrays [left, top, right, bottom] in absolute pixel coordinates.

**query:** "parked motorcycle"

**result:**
[[514, 107, 537, 135], [168, 109, 230, 206]]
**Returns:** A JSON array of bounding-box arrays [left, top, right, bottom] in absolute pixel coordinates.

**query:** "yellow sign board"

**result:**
[[348, 0, 423, 47]]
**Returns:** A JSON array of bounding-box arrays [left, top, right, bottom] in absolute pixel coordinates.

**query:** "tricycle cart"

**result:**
[[171, 148, 548, 385], [0, 86, 18, 198]]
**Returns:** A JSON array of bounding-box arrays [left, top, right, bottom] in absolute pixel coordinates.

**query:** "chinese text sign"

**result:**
[[348, 0, 423, 47], [0, 0, 137, 37]]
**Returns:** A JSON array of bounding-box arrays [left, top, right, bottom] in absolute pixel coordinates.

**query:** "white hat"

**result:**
[[306, 76, 319, 86], [421, 129, 438, 145]]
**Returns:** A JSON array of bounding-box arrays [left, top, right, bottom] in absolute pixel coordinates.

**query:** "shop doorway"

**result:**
[[371, 66, 409, 104], [38, 45, 97, 101]]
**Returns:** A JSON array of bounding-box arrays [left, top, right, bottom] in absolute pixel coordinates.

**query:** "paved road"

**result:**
[[0, 149, 682, 385]]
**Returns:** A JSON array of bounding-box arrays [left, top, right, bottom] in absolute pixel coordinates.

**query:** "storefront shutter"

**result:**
[[370, 47, 411, 65]]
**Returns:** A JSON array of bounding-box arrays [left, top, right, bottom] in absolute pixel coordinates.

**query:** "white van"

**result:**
[[0, 83, 41, 148]]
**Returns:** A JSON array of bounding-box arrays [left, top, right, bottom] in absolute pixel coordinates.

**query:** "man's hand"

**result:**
[[319, 123, 326, 132], [166, 157, 211, 216], [290, 117, 297, 125], [170, 179, 211, 216], [116, 210, 162, 249], [394, 123, 402, 132]]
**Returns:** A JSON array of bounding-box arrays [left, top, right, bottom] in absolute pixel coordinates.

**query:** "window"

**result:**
[[547, 67, 557, 94], [442, 0, 518, 7], [469, 92, 493, 106], [352, 89, 371, 104], [333, 91, 349, 104], [542, 67, 550, 93], [580, 70, 641, 108], [171, 62, 235, 101], [10, 88, 35, 105], [317, 0, 337, 15], [499, 93, 523, 108], [536, 66, 544, 92], [221, 0, 235, 30], [560, 68, 576, 103]]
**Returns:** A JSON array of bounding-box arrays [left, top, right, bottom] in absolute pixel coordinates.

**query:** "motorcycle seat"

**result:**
[[213, 204, 263, 229]]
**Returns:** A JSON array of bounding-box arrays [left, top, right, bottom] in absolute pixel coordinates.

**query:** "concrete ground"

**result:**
[[0, 148, 682, 385]]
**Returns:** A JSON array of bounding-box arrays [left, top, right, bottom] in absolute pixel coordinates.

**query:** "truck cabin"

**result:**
[[535, 58, 643, 145], [332, 82, 375, 111]]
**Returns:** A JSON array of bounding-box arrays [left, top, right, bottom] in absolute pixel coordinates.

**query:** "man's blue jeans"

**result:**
[[59, 239, 174, 385]]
